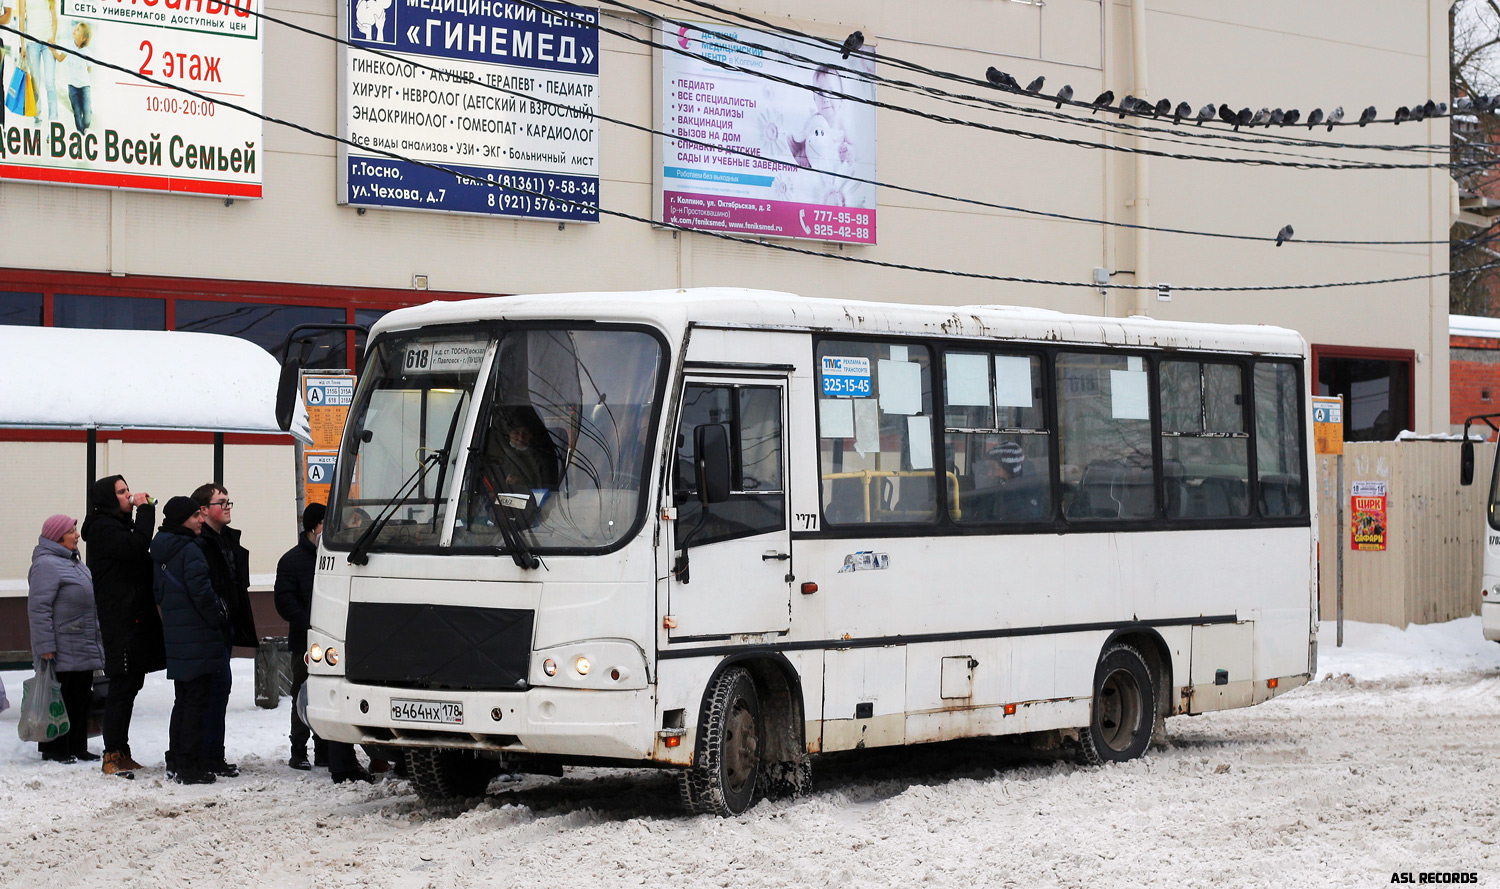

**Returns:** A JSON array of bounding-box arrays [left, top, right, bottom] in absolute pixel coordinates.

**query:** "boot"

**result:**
[[120, 746, 145, 771], [288, 750, 311, 771], [102, 750, 137, 778]]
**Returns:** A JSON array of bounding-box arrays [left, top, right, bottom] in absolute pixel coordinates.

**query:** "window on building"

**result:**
[[817, 340, 936, 525], [0, 292, 43, 326], [54, 294, 165, 330], [1315, 348, 1412, 442], [175, 301, 347, 369], [1056, 352, 1156, 520]]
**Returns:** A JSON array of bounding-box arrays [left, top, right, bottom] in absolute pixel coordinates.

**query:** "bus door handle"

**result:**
[[762, 551, 791, 561]]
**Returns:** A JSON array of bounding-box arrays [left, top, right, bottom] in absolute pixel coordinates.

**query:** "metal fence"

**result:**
[[1315, 441, 1495, 628]]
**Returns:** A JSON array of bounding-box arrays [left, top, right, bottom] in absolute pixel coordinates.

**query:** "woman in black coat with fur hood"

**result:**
[[81, 475, 166, 776]]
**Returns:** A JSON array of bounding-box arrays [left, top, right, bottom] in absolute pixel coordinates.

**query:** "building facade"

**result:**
[[0, 0, 1455, 643]]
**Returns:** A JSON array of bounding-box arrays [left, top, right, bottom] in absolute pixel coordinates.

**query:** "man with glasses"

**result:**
[[191, 483, 257, 778]]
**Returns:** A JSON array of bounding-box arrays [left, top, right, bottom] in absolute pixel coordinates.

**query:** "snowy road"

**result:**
[[2, 619, 1498, 888]]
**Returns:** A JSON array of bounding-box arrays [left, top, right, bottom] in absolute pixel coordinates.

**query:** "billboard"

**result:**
[[0, 0, 264, 197], [656, 20, 876, 244], [337, 0, 599, 221]]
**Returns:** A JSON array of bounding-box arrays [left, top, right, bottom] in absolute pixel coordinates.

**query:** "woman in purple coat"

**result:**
[[28, 514, 105, 764]]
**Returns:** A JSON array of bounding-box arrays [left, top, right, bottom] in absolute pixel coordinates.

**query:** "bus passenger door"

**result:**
[[668, 378, 792, 638]]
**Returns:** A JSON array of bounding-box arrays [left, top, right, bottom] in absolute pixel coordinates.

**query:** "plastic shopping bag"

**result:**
[[0, 675, 9, 714], [4, 67, 28, 117], [17, 659, 70, 743]]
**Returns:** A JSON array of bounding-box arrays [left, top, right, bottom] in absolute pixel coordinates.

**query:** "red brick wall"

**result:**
[[1452, 334, 1500, 438]]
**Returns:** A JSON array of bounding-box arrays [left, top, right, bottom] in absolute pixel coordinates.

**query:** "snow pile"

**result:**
[[0, 617, 1496, 888]]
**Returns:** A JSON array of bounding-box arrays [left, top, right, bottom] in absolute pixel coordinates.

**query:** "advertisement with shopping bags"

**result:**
[[0, 0, 264, 197]]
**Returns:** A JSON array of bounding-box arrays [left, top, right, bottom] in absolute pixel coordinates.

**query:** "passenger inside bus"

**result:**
[[963, 440, 1047, 522]]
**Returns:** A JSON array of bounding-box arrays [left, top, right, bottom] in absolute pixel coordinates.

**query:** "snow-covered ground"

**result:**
[[2, 618, 1498, 888]]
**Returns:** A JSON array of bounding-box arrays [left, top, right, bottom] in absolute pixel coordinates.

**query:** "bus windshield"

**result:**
[[453, 327, 663, 551], [326, 332, 489, 549], [326, 325, 665, 554]]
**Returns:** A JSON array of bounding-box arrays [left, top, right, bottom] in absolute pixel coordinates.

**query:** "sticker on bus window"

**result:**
[[839, 551, 889, 572], [821, 356, 872, 397], [404, 342, 487, 375]]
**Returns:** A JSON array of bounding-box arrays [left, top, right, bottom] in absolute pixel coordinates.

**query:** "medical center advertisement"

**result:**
[[0, 0, 264, 197], [656, 20, 876, 244], [338, 0, 599, 221]]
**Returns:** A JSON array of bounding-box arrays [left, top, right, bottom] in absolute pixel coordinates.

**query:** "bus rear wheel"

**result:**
[[679, 667, 762, 817], [1080, 643, 1156, 765], [408, 748, 502, 802]]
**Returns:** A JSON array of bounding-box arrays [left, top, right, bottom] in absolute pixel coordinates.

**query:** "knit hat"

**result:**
[[989, 440, 1025, 475], [302, 502, 326, 533], [40, 514, 75, 542], [163, 496, 201, 527]]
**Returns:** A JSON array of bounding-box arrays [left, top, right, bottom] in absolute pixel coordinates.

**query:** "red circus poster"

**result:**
[[1351, 480, 1387, 552]]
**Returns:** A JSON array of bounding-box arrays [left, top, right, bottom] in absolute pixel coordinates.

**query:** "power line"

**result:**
[[0, 22, 1479, 293], [48, 0, 1459, 247]]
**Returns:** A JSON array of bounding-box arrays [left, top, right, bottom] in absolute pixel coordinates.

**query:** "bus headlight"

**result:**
[[325, 647, 339, 666], [531, 640, 648, 689], [309, 644, 323, 663], [543, 658, 558, 676], [574, 656, 590, 676]]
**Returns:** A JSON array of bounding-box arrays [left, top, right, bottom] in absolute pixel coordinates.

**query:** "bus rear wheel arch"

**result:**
[[1079, 642, 1158, 765]]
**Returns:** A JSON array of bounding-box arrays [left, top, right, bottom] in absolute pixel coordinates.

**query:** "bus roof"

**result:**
[[372, 289, 1308, 357]]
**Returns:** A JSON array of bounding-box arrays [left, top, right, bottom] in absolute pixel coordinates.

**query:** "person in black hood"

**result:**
[[191, 482, 255, 779], [81, 475, 165, 777], [151, 495, 226, 786]]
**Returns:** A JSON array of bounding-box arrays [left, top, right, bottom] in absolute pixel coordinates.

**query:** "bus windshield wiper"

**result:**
[[476, 465, 541, 570], [347, 450, 443, 566]]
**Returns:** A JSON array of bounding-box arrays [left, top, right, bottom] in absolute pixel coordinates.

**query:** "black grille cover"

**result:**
[[345, 602, 533, 691]]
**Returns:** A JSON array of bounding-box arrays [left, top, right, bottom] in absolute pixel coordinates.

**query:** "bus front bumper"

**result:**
[[303, 676, 658, 761]]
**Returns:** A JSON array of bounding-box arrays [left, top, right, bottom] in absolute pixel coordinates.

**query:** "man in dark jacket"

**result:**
[[82, 475, 166, 777], [274, 504, 373, 783], [151, 496, 226, 786], [274, 502, 326, 771], [192, 482, 255, 779]]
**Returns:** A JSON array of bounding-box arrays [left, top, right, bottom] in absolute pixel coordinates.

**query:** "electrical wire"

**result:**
[[44, 0, 1467, 247], [0, 22, 1484, 293]]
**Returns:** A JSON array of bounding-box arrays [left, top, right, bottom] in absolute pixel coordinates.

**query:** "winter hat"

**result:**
[[302, 502, 326, 533], [40, 514, 75, 542], [989, 440, 1025, 475], [163, 496, 201, 527]]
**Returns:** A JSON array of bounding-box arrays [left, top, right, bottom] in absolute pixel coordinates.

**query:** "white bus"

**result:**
[[290, 289, 1317, 815], [1460, 414, 1500, 643]]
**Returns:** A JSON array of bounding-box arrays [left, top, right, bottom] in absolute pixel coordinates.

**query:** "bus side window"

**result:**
[[675, 384, 785, 547], [1056, 352, 1157, 521], [1254, 362, 1307, 517]]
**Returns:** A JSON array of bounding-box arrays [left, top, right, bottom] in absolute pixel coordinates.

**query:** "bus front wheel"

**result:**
[[408, 748, 502, 802], [679, 667, 763, 817], [1080, 643, 1156, 765]]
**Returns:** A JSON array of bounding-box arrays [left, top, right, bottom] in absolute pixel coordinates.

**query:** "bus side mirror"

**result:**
[[274, 358, 302, 433], [694, 423, 732, 504], [1462, 440, 1476, 487]]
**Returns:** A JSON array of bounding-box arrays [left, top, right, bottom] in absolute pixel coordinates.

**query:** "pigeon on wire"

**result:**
[[1328, 106, 1347, 129], [1455, 97, 1475, 114], [1282, 109, 1301, 126], [1055, 84, 1074, 108], [1091, 90, 1115, 114], [1422, 99, 1437, 117], [1197, 103, 1217, 125], [1393, 105, 1411, 124], [1173, 101, 1192, 124], [840, 30, 863, 60], [1251, 108, 1271, 127], [1117, 95, 1136, 118], [1436, 101, 1448, 115], [985, 67, 1020, 91], [1275, 225, 1294, 247], [1218, 104, 1237, 125], [1306, 108, 1324, 129], [1270, 108, 1285, 126], [1153, 98, 1171, 117], [1236, 107, 1253, 130], [1025, 75, 1046, 94], [1409, 103, 1426, 122], [1356, 106, 1375, 127]]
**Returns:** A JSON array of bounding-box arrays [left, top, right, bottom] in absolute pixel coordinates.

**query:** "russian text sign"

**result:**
[[1313, 395, 1343, 456], [1351, 480, 1388, 552], [338, 0, 599, 220], [0, 0, 264, 197], [656, 21, 877, 244]]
